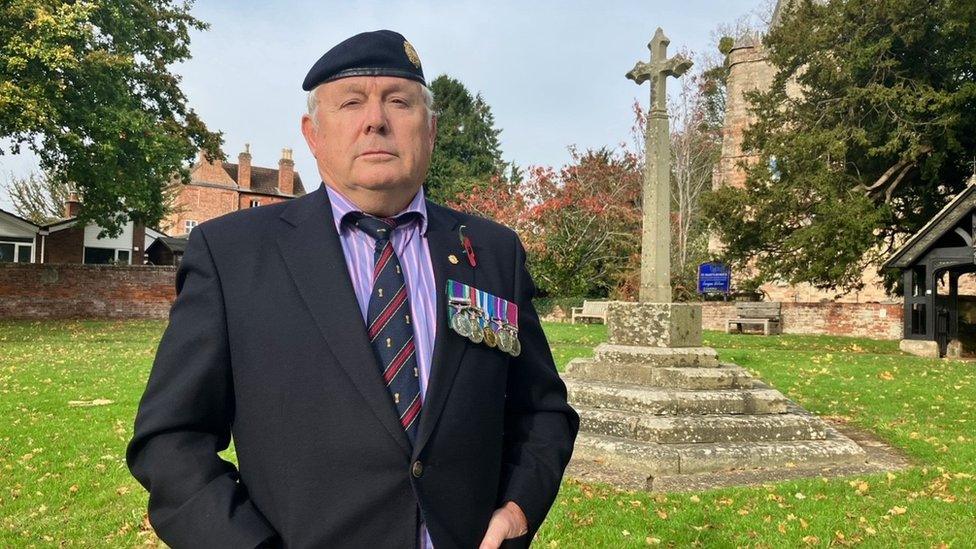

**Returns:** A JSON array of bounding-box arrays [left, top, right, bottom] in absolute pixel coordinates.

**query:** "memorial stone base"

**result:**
[[606, 301, 702, 347], [899, 338, 940, 358], [564, 301, 867, 488]]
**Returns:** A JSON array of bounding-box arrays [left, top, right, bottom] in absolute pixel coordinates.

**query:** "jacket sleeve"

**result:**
[[125, 226, 278, 548], [496, 232, 580, 540]]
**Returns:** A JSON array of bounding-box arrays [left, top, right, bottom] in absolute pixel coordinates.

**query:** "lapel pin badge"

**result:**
[[448, 254, 459, 265]]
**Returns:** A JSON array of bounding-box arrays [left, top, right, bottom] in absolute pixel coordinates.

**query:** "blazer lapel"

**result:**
[[275, 183, 412, 457], [413, 201, 475, 458]]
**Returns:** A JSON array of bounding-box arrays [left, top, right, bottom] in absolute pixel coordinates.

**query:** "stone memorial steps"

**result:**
[[575, 405, 828, 444], [573, 430, 866, 476], [564, 378, 790, 415], [565, 358, 754, 389], [561, 321, 870, 482], [590, 344, 720, 367]]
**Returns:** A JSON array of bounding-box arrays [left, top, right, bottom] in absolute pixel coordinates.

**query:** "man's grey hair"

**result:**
[[306, 82, 435, 128]]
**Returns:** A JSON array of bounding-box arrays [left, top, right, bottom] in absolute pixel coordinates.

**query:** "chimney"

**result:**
[[64, 191, 82, 218], [238, 143, 252, 190], [278, 148, 295, 195]]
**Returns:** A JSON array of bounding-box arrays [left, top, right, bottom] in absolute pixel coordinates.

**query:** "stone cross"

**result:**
[[627, 28, 692, 303]]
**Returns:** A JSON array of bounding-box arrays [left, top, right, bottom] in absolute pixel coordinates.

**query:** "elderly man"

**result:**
[[126, 30, 578, 549]]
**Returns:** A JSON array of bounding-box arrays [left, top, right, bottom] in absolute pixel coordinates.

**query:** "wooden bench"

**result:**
[[727, 302, 782, 335], [572, 300, 609, 324]]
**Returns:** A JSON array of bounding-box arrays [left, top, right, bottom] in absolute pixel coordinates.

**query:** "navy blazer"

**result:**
[[126, 182, 579, 548]]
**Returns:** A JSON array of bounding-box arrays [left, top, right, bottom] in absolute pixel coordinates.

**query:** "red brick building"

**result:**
[[161, 145, 306, 236]]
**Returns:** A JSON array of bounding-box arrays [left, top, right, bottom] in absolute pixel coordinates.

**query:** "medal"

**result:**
[[451, 309, 472, 337], [483, 325, 497, 347], [496, 325, 513, 353], [467, 285, 488, 344], [482, 292, 498, 347], [509, 335, 521, 357], [493, 298, 510, 352], [502, 298, 521, 357], [468, 314, 484, 343], [448, 290, 473, 337]]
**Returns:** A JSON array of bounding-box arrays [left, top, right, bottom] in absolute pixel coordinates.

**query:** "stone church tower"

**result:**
[[711, 0, 896, 303]]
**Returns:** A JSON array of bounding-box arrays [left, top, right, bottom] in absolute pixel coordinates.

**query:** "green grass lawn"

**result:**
[[1, 319, 974, 547]]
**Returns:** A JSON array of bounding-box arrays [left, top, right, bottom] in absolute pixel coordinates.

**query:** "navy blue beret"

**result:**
[[302, 29, 426, 91]]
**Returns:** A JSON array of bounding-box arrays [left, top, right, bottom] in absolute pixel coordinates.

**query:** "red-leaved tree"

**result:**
[[450, 147, 642, 298]]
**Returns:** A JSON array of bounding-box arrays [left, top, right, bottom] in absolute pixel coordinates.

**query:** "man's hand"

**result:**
[[478, 501, 529, 549]]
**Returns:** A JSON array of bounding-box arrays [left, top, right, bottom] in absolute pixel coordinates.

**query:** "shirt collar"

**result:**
[[324, 182, 429, 236]]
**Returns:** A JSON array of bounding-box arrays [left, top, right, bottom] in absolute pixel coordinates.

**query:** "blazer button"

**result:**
[[411, 460, 424, 478]]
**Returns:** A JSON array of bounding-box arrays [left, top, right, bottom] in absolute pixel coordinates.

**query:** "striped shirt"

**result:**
[[324, 183, 437, 549]]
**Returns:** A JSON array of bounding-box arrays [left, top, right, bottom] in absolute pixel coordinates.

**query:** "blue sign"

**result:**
[[698, 262, 731, 294]]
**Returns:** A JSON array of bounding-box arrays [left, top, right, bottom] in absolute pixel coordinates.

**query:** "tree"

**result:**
[[670, 64, 724, 299], [704, 0, 976, 292], [2, 169, 188, 228], [0, 1, 222, 238], [451, 147, 642, 298], [536, 148, 642, 299], [426, 75, 505, 203], [2, 170, 73, 224]]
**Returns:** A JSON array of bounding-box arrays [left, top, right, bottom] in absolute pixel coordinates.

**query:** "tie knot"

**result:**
[[346, 211, 420, 242]]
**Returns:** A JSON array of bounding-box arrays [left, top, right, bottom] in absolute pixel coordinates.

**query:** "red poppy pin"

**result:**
[[458, 225, 477, 268]]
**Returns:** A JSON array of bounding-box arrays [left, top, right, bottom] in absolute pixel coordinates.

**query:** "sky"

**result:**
[[0, 0, 771, 211]]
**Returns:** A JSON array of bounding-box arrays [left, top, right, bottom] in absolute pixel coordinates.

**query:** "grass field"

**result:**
[[1, 319, 974, 547]]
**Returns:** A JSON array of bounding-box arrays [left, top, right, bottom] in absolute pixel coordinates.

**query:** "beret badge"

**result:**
[[403, 40, 422, 69]]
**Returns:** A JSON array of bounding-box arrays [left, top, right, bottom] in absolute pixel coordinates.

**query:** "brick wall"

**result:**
[[161, 184, 239, 236], [759, 270, 896, 304], [238, 192, 290, 210], [43, 225, 85, 263], [0, 261, 910, 338], [0, 263, 175, 319], [701, 301, 903, 340]]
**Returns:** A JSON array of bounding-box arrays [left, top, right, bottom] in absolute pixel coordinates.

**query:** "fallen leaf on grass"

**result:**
[[68, 398, 113, 407], [849, 480, 869, 494]]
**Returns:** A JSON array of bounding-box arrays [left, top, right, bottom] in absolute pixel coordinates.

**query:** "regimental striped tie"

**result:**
[[348, 212, 423, 446]]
